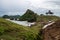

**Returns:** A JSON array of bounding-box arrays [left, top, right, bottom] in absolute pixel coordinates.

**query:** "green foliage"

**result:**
[[46, 10, 54, 15], [20, 9, 37, 22], [37, 15, 60, 22], [9, 15, 20, 19], [0, 18, 40, 40], [2, 15, 20, 20], [1, 15, 59, 40], [2, 15, 10, 18]]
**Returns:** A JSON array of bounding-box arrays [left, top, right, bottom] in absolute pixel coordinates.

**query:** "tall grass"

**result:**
[[0, 18, 40, 40]]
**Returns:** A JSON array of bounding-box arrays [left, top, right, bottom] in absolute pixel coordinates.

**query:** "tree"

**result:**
[[2, 15, 10, 18], [46, 10, 54, 15], [40, 14, 44, 16], [48, 10, 53, 15], [46, 12, 48, 15]]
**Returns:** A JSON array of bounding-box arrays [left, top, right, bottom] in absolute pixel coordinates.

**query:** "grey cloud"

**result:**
[[0, 0, 60, 16], [30, 7, 60, 16], [45, 0, 60, 6], [0, 0, 30, 12]]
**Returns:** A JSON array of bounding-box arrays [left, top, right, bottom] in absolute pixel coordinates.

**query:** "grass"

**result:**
[[37, 15, 60, 22], [0, 18, 40, 40], [0, 15, 60, 40]]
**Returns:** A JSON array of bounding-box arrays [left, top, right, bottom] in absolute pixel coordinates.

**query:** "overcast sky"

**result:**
[[0, 0, 60, 16]]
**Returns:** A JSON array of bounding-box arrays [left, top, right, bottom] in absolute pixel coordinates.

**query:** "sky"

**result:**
[[0, 0, 60, 16]]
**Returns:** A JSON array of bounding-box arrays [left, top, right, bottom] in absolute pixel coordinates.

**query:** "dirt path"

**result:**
[[43, 20, 60, 40], [42, 22, 55, 29]]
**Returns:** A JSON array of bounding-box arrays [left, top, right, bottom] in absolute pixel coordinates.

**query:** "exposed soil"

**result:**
[[43, 20, 60, 40]]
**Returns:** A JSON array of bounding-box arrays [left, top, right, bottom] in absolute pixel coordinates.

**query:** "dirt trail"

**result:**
[[42, 22, 55, 29], [43, 20, 60, 40]]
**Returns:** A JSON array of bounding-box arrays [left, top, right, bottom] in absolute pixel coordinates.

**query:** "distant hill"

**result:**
[[20, 9, 38, 22], [2, 15, 20, 18], [9, 15, 20, 19]]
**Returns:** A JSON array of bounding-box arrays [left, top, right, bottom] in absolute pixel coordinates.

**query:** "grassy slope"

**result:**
[[35, 15, 60, 40], [0, 15, 59, 40], [37, 15, 60, 22], [0, 18, 39, 40]]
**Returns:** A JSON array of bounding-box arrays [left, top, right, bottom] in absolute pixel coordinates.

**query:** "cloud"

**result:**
[[28, 0, 60, 10], [0, 0, 60, 16], [1, 0, 31, 11]]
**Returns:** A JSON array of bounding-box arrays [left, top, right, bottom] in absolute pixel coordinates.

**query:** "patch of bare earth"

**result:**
[[43, 20, 60, 40]]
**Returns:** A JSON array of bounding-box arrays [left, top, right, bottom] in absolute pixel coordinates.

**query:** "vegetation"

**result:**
[[1, 9, 60, 40], [2, 15, 20, 19], [9, 15, 20, 19], [46, 10, 54, 15], [20, 9, 38, 22], [0, 18, 40, 40], [0, 15, 60, 40], [37, 15, 60, 22], [2, 15, 10, 18]]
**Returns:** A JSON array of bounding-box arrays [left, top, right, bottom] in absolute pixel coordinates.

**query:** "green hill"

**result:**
[[0, 18, 40, 40], [2, 15, 20, 19], [20, 9, 37, 22], [0, 15, 60, 40], [37, 15, 60, 22]]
